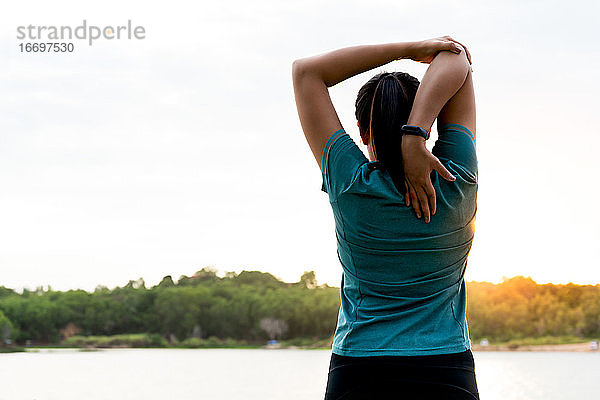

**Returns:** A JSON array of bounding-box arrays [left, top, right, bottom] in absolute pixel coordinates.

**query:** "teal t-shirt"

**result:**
[[321, 123, 478, 357]]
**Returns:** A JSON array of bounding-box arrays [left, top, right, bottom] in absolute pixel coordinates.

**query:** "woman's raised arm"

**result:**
[[401, 44, 473, 222], [292, 39, 465, 170]]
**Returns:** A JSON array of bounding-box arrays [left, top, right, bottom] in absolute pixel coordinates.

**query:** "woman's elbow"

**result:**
[[292, 57, 323, 85], [454, 45, 471, 72], [292, 58, 310, 82], [433, 49, 470, 81]]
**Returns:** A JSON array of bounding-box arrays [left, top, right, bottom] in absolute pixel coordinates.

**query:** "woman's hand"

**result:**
[[401, 135, 456, 223], [408, 36, 472, 65]]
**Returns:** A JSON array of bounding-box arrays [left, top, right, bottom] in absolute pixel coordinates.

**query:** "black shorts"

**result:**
[[324, 350, 480, 399]]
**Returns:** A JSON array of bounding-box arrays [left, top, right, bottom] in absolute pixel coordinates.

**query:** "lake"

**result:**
[[1, 349, 598, 399]]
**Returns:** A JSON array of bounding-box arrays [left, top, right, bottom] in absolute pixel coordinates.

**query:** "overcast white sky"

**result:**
[[1, 0, 598, 292]]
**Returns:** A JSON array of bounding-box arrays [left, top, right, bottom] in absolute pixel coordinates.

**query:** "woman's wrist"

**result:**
[[402, 132, 427, 147], [394, 41, 418, 61]]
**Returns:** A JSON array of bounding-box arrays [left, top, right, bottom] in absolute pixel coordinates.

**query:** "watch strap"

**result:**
[[400, 124, 430, 140]]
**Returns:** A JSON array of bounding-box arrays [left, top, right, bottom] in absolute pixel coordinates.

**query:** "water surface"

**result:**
[[1, 349, 598, 399]]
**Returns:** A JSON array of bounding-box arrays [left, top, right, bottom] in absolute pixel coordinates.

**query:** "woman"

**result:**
[[292, 36, 479, 399]]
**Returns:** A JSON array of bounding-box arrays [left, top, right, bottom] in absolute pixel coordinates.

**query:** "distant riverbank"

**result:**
[[471, 336, 600, 352], [471, 342, 598, 352], [4, 343, 598, 353], [1, 333, 332, 352], [3, 334, 599, 353]]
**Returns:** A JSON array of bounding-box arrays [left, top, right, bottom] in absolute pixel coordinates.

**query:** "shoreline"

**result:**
[[471, 342, 599, 352], [4, 342, 599, 353]]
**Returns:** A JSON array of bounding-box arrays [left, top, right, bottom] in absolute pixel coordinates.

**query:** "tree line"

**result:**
[[0, 269, 338, 344], [467, 276, 600, 340], [0, 270, 599, 345]]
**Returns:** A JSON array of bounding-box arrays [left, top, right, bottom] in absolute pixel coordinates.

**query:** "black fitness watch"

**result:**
[[400, 125, 430, 140]]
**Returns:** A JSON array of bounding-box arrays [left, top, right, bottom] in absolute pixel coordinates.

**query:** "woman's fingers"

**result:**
[[416, 186, 431, 223], [407, 178, 437, 222], [431, 157, 456, 181], [408, 182, 421, 219], [441, 40, 462, 54], [443, 36, 472, 64], [404, 181, 410, 206], [424, 182, 437, 216]]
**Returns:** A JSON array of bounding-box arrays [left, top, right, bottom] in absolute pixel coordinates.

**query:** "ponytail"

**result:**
[[355, 72, 419, 193]]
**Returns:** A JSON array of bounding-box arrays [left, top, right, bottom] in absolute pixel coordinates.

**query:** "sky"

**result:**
[[1, 0, 599, 292]]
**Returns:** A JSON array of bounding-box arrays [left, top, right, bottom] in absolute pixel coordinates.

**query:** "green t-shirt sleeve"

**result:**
[[432, 123, 478, 182], [321, 129, 368, 201]]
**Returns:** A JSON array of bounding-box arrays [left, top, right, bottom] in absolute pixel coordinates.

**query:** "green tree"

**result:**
[[299, 271, 318, 289], [0, 310, 13, 344]]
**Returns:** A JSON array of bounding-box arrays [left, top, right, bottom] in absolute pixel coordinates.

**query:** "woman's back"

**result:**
[[321, 123, 477, 356], [292, 36, 480, 399]]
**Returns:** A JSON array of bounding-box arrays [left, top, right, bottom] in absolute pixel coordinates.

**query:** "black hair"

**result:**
[[355, 71, 420, 193]]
